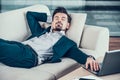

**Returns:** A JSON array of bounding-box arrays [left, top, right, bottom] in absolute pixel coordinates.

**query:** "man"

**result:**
[[0, 7, 99, 71]]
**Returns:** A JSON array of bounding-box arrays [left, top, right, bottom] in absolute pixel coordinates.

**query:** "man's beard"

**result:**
[[55, 25, 62, 31], [53, 21, 66, 31]]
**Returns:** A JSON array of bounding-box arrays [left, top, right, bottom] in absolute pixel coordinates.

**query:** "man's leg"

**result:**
[[0, 39, 37, 68]]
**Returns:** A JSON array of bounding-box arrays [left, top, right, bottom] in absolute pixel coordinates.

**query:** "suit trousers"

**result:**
[[0, 39, 38, 68]]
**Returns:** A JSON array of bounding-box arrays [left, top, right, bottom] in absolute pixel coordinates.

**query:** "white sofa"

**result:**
[[0, 4, 109, 80]]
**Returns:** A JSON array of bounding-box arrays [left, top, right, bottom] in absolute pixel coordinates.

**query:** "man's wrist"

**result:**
[[88, 55, 95, 60]]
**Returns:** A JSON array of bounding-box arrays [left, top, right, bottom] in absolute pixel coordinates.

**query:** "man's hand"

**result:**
[[85, 57, 99, 71]]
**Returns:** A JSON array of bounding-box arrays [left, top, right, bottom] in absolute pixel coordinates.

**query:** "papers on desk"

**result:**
[[73, 75, 102, 80]]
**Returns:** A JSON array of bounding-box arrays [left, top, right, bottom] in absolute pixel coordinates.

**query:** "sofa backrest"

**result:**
[[0, 4, 50, 41]]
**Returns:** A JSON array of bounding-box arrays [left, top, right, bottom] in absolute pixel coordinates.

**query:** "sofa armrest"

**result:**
[[80, 25, 109, 58]]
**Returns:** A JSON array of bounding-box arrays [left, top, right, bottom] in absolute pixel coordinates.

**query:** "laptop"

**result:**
[[82, 50, 120, 76]]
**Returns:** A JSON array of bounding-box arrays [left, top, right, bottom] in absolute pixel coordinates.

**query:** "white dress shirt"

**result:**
[[22, 30, 65, 65]]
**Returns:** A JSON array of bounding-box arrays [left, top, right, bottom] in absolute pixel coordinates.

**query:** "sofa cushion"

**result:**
[[32, 58, 80, 79], [0, 63, 55, 80], [66, 13, 87, 47], [0, 58, 80, 80], [41, 13, 87, 46]]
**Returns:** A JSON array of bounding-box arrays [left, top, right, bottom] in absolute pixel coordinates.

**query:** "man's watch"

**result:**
[[88, 55, 95, 60]]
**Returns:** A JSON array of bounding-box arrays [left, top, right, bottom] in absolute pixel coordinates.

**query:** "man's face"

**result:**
[[52, 13, 70, 32]]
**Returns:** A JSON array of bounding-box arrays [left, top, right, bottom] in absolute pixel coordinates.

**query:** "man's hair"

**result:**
[[52, 7, 71, 24]]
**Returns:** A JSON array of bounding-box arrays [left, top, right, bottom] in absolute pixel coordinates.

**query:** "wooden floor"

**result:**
[[109, 37, 120, 50]]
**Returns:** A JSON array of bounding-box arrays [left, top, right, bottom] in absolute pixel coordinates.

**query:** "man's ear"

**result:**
[[66, 23, 70, 29], [51, 21, 54, 28]]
